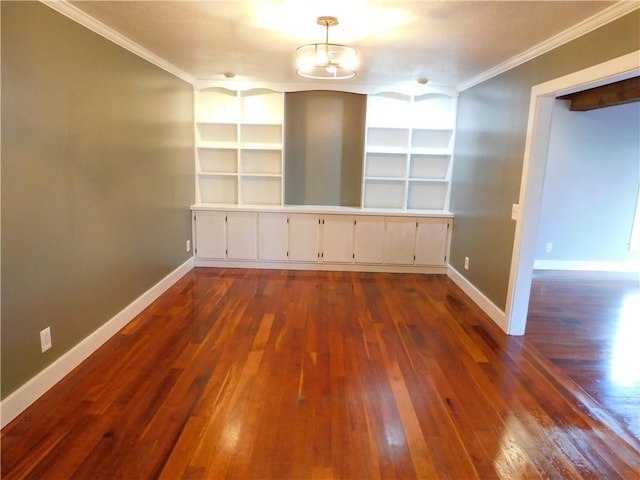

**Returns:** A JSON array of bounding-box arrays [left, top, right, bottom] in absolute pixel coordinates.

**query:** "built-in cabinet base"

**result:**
[[192, 207, 453, 274]]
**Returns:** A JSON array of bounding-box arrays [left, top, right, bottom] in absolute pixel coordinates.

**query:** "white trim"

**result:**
[[504, 96, 556, 336], [446, 265, 507, 333], [193, 79, 458, 96], [458, 2, 639, 91], [40, 0, 195, 85], [505, 50, 640, 337], [191, 204, 454, 218], [194, 259, 446, 275], [0, 258, 195, 429], [533, 260, 640, 273]]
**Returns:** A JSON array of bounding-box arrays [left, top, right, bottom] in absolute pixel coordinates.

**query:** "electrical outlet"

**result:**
[[545, 242, 553, 253], [186, 239, 191, 253], [464, 256, 470, 270], [40, 327, 52, 353]]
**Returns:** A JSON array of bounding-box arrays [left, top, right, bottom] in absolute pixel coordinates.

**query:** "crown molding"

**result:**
[[40, 0, 195, 85], [458, 1, 640, 92], [39, 0, 638, 94]]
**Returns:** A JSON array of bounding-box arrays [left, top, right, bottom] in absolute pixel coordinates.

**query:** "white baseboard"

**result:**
[[194, 258, 447, 275], [0, 258, 195, 429], [446, 265, 508, 333], [533, 260, 640, 272]]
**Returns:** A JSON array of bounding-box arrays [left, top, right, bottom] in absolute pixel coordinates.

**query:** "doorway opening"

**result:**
[[504, 50, 640, 335]]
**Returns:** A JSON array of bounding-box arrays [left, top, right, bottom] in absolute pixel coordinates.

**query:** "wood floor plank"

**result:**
[[2, 268, 639, 479], [526, 270, 640, 441]]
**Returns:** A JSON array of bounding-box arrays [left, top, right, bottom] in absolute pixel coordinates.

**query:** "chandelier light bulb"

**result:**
[[315, 46, 329, 66], [297, 54, 315, 72]]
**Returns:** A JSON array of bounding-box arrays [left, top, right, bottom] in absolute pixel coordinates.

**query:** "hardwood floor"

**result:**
[[2, 268, 639, 479], [526, 270, 640, 441]]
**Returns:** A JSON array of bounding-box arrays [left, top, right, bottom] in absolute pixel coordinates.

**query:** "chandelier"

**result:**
[[296, 17, 357, 80]]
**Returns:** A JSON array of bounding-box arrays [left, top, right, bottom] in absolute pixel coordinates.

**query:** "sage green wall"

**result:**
[[449, 10, 640, 310], [285, 91, 365, 207], [1, 2, 195, 397]]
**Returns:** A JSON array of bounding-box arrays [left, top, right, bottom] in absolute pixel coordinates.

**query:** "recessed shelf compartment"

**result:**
[[241, 89, 284, 124], [412, 94, 456, 129], [240, 176, 282, 205], [411, 129, 452, 150], [363, 180, 405, 209], [196, 123, 237, 144], [195, 88, 239, 123], [366, 92, 411, 128], [198, 148, 237, 174], [407, 181, 448, 210], [365, 153, 408, 178], [409, 154, 450, 180], [241, 150, 282, 174], [199, 175, 238, 204], [240, 124, 282, 149], [366, 128, 410, 150]]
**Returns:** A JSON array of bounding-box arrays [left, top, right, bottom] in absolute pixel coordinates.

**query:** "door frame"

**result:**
[[504, 50, 640, 335]]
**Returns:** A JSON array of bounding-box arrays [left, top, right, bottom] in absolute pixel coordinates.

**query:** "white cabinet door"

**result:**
[[289, 214, 321, 262], [384, 217, 417, 265], [258, 213, 289, 261], [354, 216, 385, 264], [322, 216, 354, 263], [194, 211, 227, 259], [227, 212, 257, 260], [415, 218, 449, 266]]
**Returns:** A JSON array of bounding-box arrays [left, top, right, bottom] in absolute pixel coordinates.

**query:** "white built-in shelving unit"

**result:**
[[192, 85, 457, 273], [363, 92, 456, 210], [194, 86, 456, 212], [195, 88, 284, 206]]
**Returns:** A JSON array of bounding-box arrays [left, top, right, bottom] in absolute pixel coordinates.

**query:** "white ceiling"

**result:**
[[66, 1, 626, 89]]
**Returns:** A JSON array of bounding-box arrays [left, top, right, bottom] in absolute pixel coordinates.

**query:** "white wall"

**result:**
[[534, 99, 640, 270]]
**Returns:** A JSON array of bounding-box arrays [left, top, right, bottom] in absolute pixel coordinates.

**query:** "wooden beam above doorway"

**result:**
[[558, 76, 640, 111]]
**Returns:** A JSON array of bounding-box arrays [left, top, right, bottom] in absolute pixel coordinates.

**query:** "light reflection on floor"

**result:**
[[611, 293, 640, 387], [527, 270, 640, 440], [493, 415, 537, 480]]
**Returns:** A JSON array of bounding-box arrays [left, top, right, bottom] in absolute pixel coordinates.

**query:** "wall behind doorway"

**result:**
[[534, 100, 640, 270]]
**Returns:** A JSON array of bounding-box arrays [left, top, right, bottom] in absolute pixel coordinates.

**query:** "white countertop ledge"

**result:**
[[191, 204, 454, 218]]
